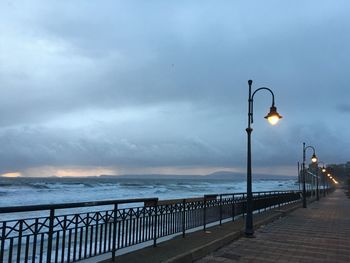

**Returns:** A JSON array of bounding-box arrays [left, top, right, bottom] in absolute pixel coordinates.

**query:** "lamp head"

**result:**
[[322, 166, 326, 173], [311, 154, 318, 163], [264, 106, 282, 125]]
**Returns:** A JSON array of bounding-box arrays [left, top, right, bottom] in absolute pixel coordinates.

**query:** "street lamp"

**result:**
[[318, 161, 327, 197], [314, 159, 322, 201], [327, 173, 331, 191], [245, 80, 282, 237], [302, 143, 317, 208]]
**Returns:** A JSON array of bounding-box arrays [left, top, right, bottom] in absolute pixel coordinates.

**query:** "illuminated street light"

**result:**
[[245, 80, 282, 237], [302, 143, 317, 208], [264, 106, 282, 125], [318, 161, 327, 197], [311, 154, 318, 163]]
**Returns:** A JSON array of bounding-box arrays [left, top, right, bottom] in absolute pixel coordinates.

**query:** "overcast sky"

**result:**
[[0, 0, 349, 177]]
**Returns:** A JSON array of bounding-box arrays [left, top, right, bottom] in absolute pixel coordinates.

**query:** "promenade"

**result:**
[[199, 188, 350, 263], [101, 188, 350, 263]]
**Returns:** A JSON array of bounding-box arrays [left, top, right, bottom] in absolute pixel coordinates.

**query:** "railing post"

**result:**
[[112, 203, 118, 262], [153, 199, 158, 247], [232, 194, 235, 222], [16, 220, 23, 263], [219, 195, 223, 226], [0, 221, 6, 263], [203, 196, 207, 231], [182, 199, 186, 238], [46, 208, 55, 263], [278, 193, 281, 207]]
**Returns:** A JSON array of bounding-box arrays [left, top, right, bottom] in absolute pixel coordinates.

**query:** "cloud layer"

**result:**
[[0, 1, 350, 176]]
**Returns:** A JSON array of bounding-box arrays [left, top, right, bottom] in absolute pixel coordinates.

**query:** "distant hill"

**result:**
[[204, 171, 245, 180], [204, 171, 295, 180]]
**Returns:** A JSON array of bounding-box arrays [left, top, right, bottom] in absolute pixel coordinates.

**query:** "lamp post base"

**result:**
[[244, 232, 256, 238]]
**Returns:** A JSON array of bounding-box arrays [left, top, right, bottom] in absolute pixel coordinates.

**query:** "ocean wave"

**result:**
[[154, 189, 169, 194], [0, 178, 298, 208]]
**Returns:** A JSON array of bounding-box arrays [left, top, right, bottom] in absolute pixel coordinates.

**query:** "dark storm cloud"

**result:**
[[0, 0, 350, 175], [0, 123, 235, 171]]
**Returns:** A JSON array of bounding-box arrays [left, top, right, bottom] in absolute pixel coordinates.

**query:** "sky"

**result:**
[[0, 0, 349, 177]]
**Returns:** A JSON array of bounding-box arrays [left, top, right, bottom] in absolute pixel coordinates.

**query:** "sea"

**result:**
[[0, 176, 299, 208]]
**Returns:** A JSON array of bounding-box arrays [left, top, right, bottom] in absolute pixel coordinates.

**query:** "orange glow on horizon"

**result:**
[[1, 172, 22, 178], [54, 168, 116, 177]]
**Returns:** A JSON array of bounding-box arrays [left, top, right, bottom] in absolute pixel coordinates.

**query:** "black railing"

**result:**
[[0, 190, 302, 263]]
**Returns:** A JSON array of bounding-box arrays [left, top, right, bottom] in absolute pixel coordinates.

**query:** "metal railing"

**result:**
[[0, 190, 302, 263]]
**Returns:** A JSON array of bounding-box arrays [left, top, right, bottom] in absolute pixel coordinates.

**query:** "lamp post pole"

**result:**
[[318, 161, 326, 198], [302, 143, 307, 208], [324, 171, 326, 196], [302, 143, 317, 208], [245, 80, 253, 236], [298, 162, 301, 191], [316, 163, 319, 201], [326, 174, 330, 193], [245, 80, 282, 236]]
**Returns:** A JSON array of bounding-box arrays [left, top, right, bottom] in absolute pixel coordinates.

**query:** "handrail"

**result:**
[[0, 197, 159, 214]]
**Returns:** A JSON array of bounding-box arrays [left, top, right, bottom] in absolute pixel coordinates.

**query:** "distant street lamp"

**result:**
[[302, 143, 317, 208], [327, 173, 331, 191], [318, 161, 327, 197], [245, 80, 282, 237], [315, 162, 320, 201], [327, 173, 339, 186]]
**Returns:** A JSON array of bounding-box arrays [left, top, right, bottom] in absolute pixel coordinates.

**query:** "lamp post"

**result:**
[[327, 173, 331, 193], [315, 162, 320, 201], [297, 162, 301, 191], [245, 80, 282, 236], [302, 143, 317, 208], [318, 161, 326, 197]]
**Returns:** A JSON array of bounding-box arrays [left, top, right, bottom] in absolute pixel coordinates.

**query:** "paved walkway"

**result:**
[[198, 189, 350, 263]]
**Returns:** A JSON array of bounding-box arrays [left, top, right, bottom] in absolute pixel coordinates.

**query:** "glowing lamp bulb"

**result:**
[[322, 168, 326, 173], [264, 106, 282, 126], [311, 154, 318, 163], [267, 115, 280, 125]]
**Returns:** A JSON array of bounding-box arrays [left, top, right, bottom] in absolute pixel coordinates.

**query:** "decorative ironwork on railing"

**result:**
[[0, 190, 303, 263]]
